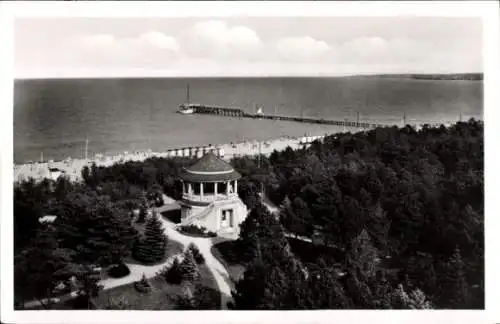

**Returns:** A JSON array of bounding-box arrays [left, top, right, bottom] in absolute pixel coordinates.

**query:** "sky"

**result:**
[[14, 17, 483, 78]]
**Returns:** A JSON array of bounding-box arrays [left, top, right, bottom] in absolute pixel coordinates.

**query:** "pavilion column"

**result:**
[[234, 180, 238, 194], [200, 182, 204, 199], [188, 183, 192, 196], [226, 181, 230, 195], [214, 182, 218, 201]]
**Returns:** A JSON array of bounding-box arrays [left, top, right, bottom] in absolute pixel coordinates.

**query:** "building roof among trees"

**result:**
[[186, 152, 234, 173], [179, 152, 241, 182]]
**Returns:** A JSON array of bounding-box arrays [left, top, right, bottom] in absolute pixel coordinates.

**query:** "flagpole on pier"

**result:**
[[85, 134, 89, 160], [258, 140, 264, 198]]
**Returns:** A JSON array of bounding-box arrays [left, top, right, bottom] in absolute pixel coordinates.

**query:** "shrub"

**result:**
[[188, 243, 205, 265], [103, 296, 132, 310], [176, 283, 197, 310], [134, 273, 152, 293], [107, 263, 131, 278], [164, 258, 183, 284], [180, 249, 200, 282], [179, 224, 217, 238]]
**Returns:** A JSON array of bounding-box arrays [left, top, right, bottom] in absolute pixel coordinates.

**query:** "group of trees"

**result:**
[[14, 183, 138, 308], [230, 119, 483, 309], [13, 153, 195, 308], [13, 118, 483, 309], [232, 203, 434, 309]]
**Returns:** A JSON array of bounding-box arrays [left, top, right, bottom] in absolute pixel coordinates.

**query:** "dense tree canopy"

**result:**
[[231, 119, 483, 309], [13, 119, 483, 309]]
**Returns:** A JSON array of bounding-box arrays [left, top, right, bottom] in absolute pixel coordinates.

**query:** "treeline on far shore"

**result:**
[[367, 73, 483, 81]]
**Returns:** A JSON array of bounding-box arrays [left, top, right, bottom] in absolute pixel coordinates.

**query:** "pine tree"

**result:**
[[133, 211, 168, 264], [279, 196, 295, 232], [390, 284, 433, 309], [136, 194, 149, 223], [238, 213, 260, 264], [164, 257, 183, 284], [73, 264, 103, 309], [187, 243, 205, 265], [180, 249, 199, 282], [14, 227, 74, 309], [56, 192, 137, 267], [232, 260, 267, 309], [438, 246, 469, 308], [345, 229, 380, 281]]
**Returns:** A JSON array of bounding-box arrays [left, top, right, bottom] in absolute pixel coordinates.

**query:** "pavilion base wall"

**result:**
[[180, 198, 248, 239]]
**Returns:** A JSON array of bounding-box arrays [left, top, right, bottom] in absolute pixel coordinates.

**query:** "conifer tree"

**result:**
[[136, 194, 149, 223], [180, 249, 199, 282], [57, 192, 137, 266], [14, 227, 74, 309], [165, 257, 183, 284], [390, 284, 433, 309], [133, 211, 168, 264], [73, 264, 104, 309], [438, 246, 469, 308], [238, 213, 260, 263], [187, 243, 205, 265], [345, 229, 380, 281]]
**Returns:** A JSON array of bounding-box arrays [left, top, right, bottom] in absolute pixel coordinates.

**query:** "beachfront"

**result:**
[[13, 133, 327, 183], [13, 118, 455, 184]]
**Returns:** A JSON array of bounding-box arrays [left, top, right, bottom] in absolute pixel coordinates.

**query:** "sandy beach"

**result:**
[[13, 117, 454, 184], [13, 133, 328, 183]]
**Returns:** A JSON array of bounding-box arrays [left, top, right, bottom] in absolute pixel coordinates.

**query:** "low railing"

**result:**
[[182, 193, 238, 202]]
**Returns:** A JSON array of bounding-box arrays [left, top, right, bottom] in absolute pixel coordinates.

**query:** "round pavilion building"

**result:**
[[178, 152, 248, 238]]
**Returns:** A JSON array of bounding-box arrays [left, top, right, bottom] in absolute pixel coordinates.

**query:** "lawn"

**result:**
[[93, 263, 221, 310], [211, 240, 246, 286]]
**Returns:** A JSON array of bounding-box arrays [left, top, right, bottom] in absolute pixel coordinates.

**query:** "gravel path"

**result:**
[[159, 217, 234, 310], [23, 204, 234, 310]]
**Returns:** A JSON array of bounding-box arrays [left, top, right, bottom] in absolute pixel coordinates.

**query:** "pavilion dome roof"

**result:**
[[186, 152, 234, 173], [180, 152, 241, 183]]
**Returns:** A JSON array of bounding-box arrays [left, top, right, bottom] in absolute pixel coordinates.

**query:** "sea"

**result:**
[[13, 77, 483, 164]]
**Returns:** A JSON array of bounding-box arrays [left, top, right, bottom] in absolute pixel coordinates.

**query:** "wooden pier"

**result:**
[[190, 104, 387, 129]]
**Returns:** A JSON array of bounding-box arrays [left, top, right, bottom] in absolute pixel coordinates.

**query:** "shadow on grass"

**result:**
[[211, 241, 246, 285], [161, 209, 181, 224], [212, 240, 241, 264]]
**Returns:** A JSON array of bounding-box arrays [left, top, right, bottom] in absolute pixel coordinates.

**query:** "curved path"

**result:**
[[159, 217, 233, 310], [24, 207, 234, 310], [101, 214, 234, 309]]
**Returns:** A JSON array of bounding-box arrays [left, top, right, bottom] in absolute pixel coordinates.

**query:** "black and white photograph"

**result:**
[[1, 1, 498, 323]]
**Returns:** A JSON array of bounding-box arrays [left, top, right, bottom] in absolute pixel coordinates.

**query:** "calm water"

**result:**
[[14, 77, 483, 163]]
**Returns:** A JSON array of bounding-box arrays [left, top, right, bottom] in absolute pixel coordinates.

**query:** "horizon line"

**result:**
[[14, 72, 484, 81]]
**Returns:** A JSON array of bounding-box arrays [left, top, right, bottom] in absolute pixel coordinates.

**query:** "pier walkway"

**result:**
[[189, 104, 389, 129]]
